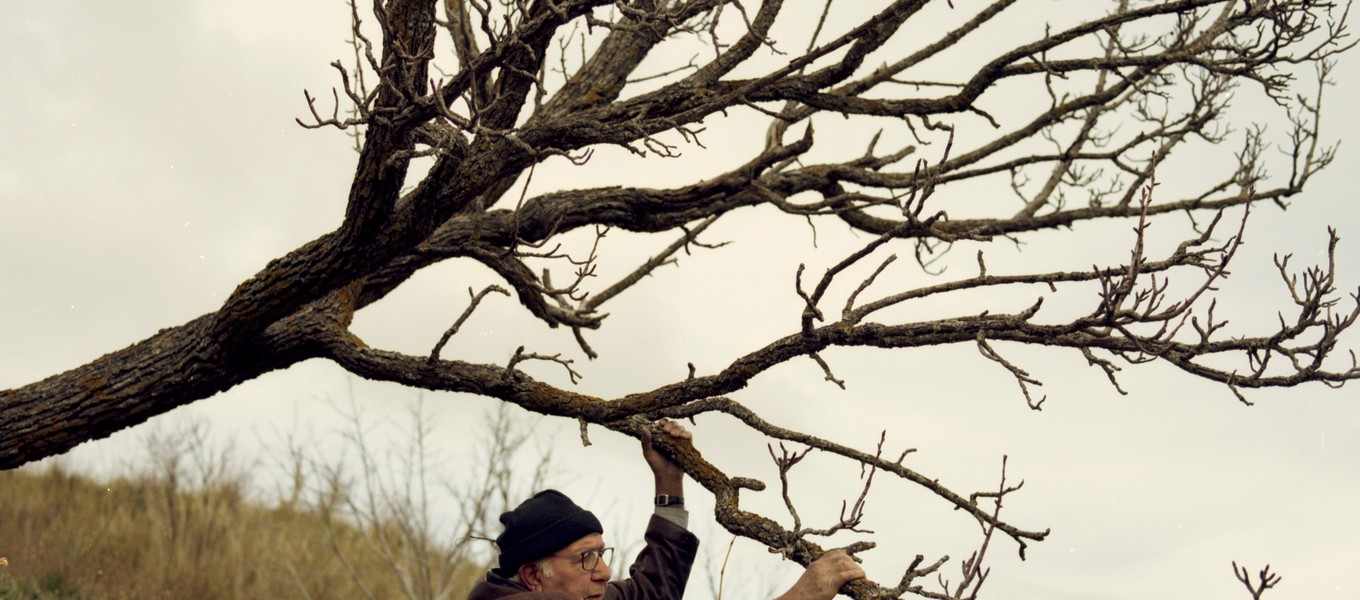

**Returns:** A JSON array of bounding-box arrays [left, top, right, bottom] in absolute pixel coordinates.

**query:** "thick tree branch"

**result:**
[[5, 2, 1358, 595]]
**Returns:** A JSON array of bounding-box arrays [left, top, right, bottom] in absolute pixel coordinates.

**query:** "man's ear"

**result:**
[[518, 563, 543, 591]]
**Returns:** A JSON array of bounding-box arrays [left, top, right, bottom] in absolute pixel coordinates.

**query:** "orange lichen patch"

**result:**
[[78, 372, 115, 403], [79, 372, 108, 390], [521, 386, 600, 416], [344, 331, 369, 349], [333, 279, 366, 327]]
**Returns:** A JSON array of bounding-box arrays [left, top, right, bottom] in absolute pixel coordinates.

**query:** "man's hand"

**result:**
[[775, 551, 865, 600], [640, 418, 690, 497]]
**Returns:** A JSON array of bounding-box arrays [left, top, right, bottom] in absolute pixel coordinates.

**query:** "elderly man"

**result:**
[[466, 419, 864, 600]]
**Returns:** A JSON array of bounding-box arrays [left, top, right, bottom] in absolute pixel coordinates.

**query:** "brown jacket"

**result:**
[[466, 514, 699, 600]]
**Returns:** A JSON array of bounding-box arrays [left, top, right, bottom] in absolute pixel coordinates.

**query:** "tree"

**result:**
[[3, 0, 1357, 597]]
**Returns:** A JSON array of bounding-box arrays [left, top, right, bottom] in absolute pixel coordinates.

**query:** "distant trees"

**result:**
[[3, 1, 1357, 598]]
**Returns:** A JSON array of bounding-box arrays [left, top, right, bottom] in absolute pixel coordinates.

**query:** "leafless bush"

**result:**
[[269, 394, 556, 600]]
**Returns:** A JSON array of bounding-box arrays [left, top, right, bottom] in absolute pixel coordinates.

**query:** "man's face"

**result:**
[[526, 533, 611, 600]]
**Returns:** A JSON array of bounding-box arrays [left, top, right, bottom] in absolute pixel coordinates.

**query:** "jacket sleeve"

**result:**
[[605, 514, 700, 600]]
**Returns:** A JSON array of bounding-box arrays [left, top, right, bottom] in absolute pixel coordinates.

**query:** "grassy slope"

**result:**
[[0, 464, 484, 600]]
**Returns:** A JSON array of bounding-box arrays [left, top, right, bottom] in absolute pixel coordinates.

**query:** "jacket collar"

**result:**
[[466, 570, 531, 600]]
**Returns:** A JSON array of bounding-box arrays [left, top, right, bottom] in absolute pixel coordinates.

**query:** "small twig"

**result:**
[[506, 346, 582, 384], [810, 352, 846, 389], [1232, 561, 1281, 599], [844, 255, 898, 318], [583, 216, 722, 314], [429, 285, 510, 362], [945, 456, 1009, 599], [578, 418, 591, 447], [715, 536, 737, 600], [976, 335, 1047, 410], [768, 442, 814, 531]]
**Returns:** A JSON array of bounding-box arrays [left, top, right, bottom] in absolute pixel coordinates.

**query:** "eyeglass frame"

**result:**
[[548, 547, 614, 572]]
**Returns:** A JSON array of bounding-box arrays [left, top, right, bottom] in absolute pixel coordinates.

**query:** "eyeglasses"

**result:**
[[552, 547, 614, 572]]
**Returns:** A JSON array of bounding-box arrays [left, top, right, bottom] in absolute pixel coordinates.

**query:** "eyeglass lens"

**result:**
[[582, 548, 613, 571]]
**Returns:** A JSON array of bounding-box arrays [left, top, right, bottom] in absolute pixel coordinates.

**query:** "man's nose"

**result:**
[[591, 563, 610, 581]]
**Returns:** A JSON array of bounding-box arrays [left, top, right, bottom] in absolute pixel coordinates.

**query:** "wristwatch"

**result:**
[[654, 494, 685, 507]]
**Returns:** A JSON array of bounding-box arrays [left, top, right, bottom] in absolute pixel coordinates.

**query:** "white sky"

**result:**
[[2, 2, 1359, 599]]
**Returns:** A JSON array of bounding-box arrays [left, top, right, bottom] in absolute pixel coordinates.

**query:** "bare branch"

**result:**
[[429, 285, 511, 361], [1232, 561, 1282, 600]]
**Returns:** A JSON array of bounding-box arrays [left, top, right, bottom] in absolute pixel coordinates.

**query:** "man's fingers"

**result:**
[[816, 551, 864, 585], [841, 563, 865, 582], [658, 418, 692, 440]]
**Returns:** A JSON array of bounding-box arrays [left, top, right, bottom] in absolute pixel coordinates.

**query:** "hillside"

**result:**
[[0, 463, 484, 600]]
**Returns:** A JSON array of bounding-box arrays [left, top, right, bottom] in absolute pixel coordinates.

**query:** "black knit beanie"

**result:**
[[494, 490, 604, 578]]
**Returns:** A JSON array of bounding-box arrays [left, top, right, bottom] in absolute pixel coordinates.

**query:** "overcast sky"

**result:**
[[3, 2, 1359, 599]]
